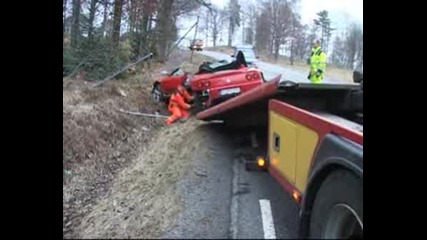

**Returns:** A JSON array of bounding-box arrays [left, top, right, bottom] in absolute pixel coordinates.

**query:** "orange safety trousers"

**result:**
[[166, 93, 191, 125]]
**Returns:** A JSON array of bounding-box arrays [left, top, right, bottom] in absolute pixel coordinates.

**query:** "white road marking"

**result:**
[[259, 199, 276, 239], [229, 157, 241, 239]]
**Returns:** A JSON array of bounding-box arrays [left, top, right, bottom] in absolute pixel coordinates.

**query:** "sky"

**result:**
[[178, 0, 363, 47], [202, 0, 363, 25], [299, 0, 363, 26]]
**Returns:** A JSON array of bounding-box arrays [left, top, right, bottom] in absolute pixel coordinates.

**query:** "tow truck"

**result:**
[[196, 73, 363, 239]]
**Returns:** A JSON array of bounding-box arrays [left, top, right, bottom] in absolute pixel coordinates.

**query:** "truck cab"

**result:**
[[196, 73, 363, 239]]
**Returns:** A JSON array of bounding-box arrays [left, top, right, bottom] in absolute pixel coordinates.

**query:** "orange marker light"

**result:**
[[292, 190, 301, 203], [257, 158, 265, 167], [272, 158, 279, 166]]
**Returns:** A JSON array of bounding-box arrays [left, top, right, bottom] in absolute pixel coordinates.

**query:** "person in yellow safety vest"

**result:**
[[308, 39, 327, 84]]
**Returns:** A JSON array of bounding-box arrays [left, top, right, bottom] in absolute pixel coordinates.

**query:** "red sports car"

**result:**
[[152, 51, 266, 110]]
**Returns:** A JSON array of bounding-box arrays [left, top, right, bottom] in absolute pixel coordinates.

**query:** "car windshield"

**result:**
[[171, 68, 184, 76], [208, 60, 229, 68], [238, 49, 255, 59]]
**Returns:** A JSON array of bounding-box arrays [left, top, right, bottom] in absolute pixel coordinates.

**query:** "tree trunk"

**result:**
[[140, 13, 149, 53], [241, 15, 245, 43], [112, 0, 124, 46], [269, 28, 275, 56], [228, 16, 233, 47], [102, 0, 109, 37], [290, 15, 294, 66], [71, 0, 81, 47], [157, 0, 174, 62], [205, 9, 209, 47], [63, 0, 68, 42], [290, 39, 294, 65], [321, 27, 324, 48], [213, 23, 217, 47], [128, 0, 139, 59], [274, 39, 280, 61], [129, 0, 136, 33], [88, 0, 97, 40]]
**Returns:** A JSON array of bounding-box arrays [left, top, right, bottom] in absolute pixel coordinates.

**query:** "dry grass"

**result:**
[[63, 75, 166, 239], [63, 50, 214, 239], [77, 119, 209, 239]]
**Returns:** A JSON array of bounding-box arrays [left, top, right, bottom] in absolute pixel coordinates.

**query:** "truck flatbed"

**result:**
[[196, 75, 363, 128], [314, 112, 363, 133]]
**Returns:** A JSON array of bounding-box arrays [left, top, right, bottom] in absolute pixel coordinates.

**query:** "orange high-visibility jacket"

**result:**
[[168, 92, 191, 111]]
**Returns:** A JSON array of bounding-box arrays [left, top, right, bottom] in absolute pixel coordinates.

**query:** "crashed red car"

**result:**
[[152, 51, 266, 110]]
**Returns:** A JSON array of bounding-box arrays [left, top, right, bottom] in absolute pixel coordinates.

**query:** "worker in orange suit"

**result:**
[[166, 85, 193, 125], [180, 85, 194, 103]]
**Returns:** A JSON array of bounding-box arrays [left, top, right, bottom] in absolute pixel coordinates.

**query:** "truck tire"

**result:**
[[309, 170, 363, 239]]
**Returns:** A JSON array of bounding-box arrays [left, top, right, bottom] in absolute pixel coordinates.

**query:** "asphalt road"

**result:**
[[198, 50, 346, 84], [161, 124, 300, 239]]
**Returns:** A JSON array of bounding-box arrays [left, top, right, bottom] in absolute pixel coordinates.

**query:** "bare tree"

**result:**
[[200, 7, 210, 46], [245, 4, 257, 45], [331, 35, 346, 67], [209, 7, 226, 47], [293, 24, 309, 60], [271, 0, 293, 61], [227, 0, 241, 46], [289, 12, 302, 65], [112, 0, 124, 46], [199, 5, 217, 47], [156, 0, 175, 61], [71, 0, 81, 47], [356, 39, 363, 71], [64, 0, 253, 80], [173, 0, 203, 16], [255, 5, 270, 53], [101, 0, 111, 37], [64, 0, 68, 42], [345, 23, 363, 69], [87, 0, 99, 40]]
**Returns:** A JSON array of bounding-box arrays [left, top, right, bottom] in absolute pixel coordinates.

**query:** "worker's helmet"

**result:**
[[313, 39, 321, 46]]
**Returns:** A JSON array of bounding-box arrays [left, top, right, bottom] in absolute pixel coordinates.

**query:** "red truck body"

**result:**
[[196, 75, 363, 239]]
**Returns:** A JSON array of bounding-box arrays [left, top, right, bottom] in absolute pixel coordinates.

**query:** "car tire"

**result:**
[[152, 84, 164, 103], [193, 95, 205, 112]]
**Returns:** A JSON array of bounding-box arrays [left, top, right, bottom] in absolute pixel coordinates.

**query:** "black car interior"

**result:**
[[196, 51, 248, 74]]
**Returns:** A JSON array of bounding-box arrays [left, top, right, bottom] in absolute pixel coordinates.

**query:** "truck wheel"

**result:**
[[309, 170, 363, 239]]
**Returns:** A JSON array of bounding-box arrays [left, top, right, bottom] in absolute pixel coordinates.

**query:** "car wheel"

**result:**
[[193, 95, 205, 112], [152, 84, 164, 103]]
